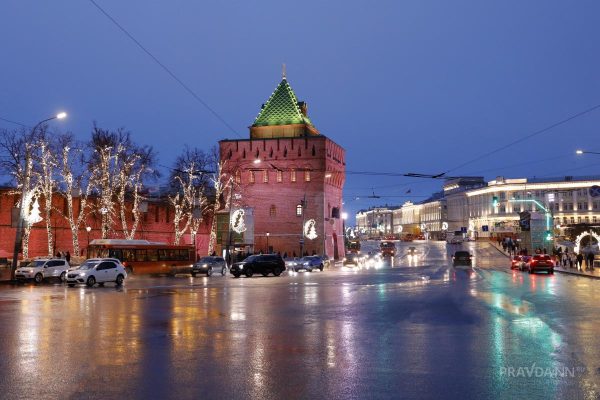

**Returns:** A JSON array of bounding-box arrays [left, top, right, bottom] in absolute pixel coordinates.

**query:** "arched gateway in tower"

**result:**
[[216, 73, 346, 260]]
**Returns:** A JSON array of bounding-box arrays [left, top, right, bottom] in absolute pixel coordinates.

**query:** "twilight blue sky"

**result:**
[[2, 1, 600, 223]]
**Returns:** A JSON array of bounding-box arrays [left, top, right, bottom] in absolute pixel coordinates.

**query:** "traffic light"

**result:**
[[492, 196, 499, 207]]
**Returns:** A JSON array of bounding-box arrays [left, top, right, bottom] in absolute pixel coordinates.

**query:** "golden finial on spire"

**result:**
[[282, 63, 286, 80]]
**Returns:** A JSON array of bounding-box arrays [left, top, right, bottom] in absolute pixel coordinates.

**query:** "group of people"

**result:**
[[497, 236, 597, 272], [556, 247, 595, 271], [497, 237, 520, 256], [55, 250, 71, 263]]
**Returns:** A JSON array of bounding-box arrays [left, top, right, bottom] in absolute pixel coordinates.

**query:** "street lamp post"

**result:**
[[266, 232, 270, 253], [342, 212, 348, 241], [85, 226, 91, 257], [11, 112, 67, 280], [191, 230, 197, 262]]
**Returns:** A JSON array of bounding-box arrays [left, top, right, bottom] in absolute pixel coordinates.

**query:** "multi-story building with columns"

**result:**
[[355, 206, 397, 238], [218, 74, 346, 259], [464, 175, 600, 239]]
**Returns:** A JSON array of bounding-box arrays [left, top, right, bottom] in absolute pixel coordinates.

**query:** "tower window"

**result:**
[[304, 170, 311, 182], [291, 169, 296, 182], [270, 205, 277, 217], [312, 145, 316, 156], [249, 171, 255, 183], [235, 170, 241, 184], [263, 170, 268, 183], [296, 204, 303, 216], [277, 170, 282, 182]]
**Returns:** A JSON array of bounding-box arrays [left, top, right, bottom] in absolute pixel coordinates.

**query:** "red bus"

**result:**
[[88, 239, 195, 275]]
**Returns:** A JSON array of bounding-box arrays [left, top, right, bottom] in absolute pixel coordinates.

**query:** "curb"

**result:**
[[554, 268, 600, 280]]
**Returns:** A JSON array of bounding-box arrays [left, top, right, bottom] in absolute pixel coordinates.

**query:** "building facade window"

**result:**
[[296, 204, 303, 216], [263, 170, 268, 183], [249, 171, 255, 183], [291, 169, 296, 182], [235, 170, 241, 184], [276, 170, 282, 182], [270, 205, 277, 217], [304, 170, 311, 182]]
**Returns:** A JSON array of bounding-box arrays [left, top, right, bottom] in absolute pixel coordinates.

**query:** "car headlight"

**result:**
[[239, 265, 244, 269], [78, 272, 86, 276], [303, 262, 309, 266]]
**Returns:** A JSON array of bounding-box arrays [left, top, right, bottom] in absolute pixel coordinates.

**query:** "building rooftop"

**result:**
[[252, 78, 314, 128]]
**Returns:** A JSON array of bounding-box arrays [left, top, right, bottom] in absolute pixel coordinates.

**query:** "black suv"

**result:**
[[230, 254, 286, 278]]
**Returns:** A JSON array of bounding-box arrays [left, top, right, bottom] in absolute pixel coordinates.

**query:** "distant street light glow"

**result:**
[[56, 112, 67, 119]]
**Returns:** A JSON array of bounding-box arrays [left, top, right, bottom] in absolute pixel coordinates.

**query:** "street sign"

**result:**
[[590, 185, 600, 198]]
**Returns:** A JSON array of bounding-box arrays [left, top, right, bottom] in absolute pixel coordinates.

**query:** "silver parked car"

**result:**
[[192, 256, 227, 277], [15, 259, 70, 283]]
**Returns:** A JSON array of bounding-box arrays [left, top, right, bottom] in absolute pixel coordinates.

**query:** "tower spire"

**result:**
[[282, 63, 286, 80]]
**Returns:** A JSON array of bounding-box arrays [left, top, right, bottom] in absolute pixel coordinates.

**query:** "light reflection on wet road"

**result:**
[[1, 241, 600, 399]]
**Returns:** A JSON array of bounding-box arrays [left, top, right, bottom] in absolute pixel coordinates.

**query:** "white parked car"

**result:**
[[66, 258, 127, 287], [15, 259, 70, 283]]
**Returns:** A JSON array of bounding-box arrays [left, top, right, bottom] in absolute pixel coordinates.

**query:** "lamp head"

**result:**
[[56, 112, 67, 120]]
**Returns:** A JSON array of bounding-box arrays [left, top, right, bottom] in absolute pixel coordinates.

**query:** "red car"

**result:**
[[526, 255, 554, 274]]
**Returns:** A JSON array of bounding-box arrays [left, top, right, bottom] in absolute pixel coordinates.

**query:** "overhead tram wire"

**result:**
[[87, 0, 241, 138], [0, 116, 28, 128], [442, 103, 600, 175]]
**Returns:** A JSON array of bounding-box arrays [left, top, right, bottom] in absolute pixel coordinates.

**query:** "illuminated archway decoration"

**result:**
[[468, 221, 475, 231], [397, 225, 403, 233], [304, 219, 318, 240], [442, 222, 448, 231], [574, 231, 600, 253], [230, 209, 247, 234]]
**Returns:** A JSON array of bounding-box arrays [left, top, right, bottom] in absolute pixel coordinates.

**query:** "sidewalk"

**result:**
[[488, 241, 600, 279]]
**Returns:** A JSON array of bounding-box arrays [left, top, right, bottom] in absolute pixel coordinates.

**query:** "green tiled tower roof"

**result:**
[[252, 78, 314, 127]]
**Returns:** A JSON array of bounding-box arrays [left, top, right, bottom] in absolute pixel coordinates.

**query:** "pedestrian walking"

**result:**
[[65, 251, 71, 264], [587, 251, 595, 271], [56, 250, 62, 259], [577, 253, 584, 270]]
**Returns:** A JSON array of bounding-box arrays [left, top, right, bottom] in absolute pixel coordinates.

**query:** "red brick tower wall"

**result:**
[[220, 135, 345, 259]]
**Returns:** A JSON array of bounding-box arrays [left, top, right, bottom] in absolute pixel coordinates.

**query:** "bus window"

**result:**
[[135, 249, 148, 262], [157, 249, 168, 261], [147, 249, 158, 262], [109, 249, 123, 260], [122, 249, 134, 262], [178, 250, 188, 261]]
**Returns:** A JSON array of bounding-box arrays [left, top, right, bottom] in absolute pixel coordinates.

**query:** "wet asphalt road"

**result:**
[[1, 241, 600, 399]]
